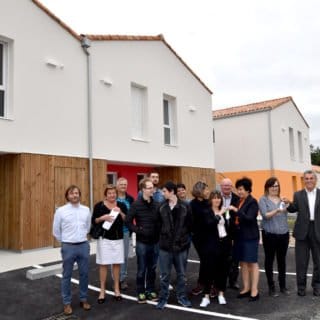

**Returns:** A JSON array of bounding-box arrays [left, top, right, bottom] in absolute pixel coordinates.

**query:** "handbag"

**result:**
[[89, 223, 103, 239]]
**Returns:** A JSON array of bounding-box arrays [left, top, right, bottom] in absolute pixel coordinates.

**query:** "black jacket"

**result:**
[[158, 200, 192, 252], [91, 201, 127, 240], [125, 197, 159, 244], [234, 195, 259, 241]]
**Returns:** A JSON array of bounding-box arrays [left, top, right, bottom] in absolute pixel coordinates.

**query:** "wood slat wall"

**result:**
[[0, 153, 107, 250], [157, 166, 216, 199]]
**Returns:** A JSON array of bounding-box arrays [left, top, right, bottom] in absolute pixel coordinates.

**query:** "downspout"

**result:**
[[80, 35, 93, 211], [267, 109, 275, 176]]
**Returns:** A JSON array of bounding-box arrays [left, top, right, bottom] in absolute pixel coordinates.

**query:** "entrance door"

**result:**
[[53, 167, 88, 247]]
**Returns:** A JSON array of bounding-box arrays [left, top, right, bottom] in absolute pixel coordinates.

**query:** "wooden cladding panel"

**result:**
[[0, 153, 108, 250], [0, 154, 22, 250], [157, 166, 215, 199]]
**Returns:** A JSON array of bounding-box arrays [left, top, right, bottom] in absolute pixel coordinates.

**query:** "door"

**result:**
[[53, 167, 88, 247]]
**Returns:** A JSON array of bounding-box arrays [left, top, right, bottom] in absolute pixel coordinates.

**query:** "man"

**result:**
[[138, 171, 165, 203], [52, 185, 91, 315], [126, 178, 159, 304], [284, 170, 320, 296], [177, 183, 190, 203], [116, 177, 134, 290], [156, 181, 192, 309], [220, 178, 240, 289]]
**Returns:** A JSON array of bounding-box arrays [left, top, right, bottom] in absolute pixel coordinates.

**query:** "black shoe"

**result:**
[[313, 289, 320, 296], [280, 287, 290, 295], [249, 293, 260, 302], [97, 297, 106, 304], [297, 289, 306, 296], [269, 286, 279, 297], [237, 291, 251, 298]]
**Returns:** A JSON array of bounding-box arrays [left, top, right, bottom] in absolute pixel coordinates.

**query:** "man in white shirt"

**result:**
[[53, 185, 91, 315], [284, 170, 320, 297]]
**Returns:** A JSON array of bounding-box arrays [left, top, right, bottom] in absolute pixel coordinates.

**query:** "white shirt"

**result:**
[[217, 216, 227, 238], [52, 202, 91, 243], [306, 188, 316, 221], [222, 194, 232, 208]]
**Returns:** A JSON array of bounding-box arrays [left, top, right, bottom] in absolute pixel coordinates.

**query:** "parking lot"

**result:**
[[1, 245, 320, 320]]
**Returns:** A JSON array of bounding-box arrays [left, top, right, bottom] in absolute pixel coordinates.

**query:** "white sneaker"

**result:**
[[218, 295, 226, 305], [169, 284, 174, 291], [200, 297, 210, 307]]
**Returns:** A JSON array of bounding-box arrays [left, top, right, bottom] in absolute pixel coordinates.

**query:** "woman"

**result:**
[[190, 181, 210, 296], [200, 191, 232, 307], [229, 177, 260, 302], [91, 185, 127, 303], [259, 177, 289, 297]]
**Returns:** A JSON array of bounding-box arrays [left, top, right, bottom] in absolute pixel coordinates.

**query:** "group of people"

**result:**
[[53, 169, 320, 316]]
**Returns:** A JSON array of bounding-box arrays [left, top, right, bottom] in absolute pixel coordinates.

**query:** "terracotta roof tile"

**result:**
[[213, 96, 292, 119]]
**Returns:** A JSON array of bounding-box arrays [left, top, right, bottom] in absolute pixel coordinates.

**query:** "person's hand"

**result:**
[[103, 214, 114, 222], [281, 197, 290, 205], [228, 205, 238, 212]]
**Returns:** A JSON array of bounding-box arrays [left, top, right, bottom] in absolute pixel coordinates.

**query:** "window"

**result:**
[[163, 95, 177, 145], [131, 84, 147, 140], [0, 41, 7, 118], [289, 127, 295, 160], [298, 131, 303, 162], [106, 172, 118, 185]]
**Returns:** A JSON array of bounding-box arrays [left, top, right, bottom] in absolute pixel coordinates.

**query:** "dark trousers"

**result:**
[[262, 230, 289, 289], [202, 238, 231, 293], [192, 238, 205, 285], [228, 251, 239, 286], [136, 241, 158, 294], [295, 222, 320, 290]]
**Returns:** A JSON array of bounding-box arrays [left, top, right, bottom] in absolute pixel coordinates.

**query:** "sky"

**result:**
[[41, 0, 320, 146]]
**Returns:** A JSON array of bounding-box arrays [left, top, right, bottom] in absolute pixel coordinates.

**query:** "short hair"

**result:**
[[162, 181, 177, 194], [209, 190, 223, 210], [303, 170, 317, 180], [191, 181, 208, 198], [104, 184, 117, 196], [177, 183, 186, 190], [65, 185, 81, 201], [116, 177, 128, 185], [264, 177, 280, 196], [235, 177, 252, 193], [139, 177, 152, 190], [147, 171, 159, 177]]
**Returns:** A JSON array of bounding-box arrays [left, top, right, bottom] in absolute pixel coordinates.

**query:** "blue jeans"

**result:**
[[158, 248, 188, 300], [136, 241, 158, 294], [120, 231, 130, 282], [61, 242, 90, 305]]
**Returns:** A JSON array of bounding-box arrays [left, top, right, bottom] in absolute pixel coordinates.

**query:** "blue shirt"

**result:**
[[259, 196, 289, 234], [52, 202, 91, 243]]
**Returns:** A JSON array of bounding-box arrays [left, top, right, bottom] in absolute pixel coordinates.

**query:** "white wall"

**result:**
[[271, 101, 311, 171], [213, 111, 270, 172], [90, 40, 214, 168], [0, 0, 88, 157]]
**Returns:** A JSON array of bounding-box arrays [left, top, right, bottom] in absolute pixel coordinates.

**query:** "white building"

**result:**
[[0, 0, 215, 250], [213, 96, 311, 199]]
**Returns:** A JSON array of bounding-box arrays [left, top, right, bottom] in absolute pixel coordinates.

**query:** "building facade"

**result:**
[[213, 97, 311, 199]]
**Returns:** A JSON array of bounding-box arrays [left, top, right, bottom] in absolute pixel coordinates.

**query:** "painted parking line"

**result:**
[[187, 259, 312, 277], [33, 264, 259, 320]]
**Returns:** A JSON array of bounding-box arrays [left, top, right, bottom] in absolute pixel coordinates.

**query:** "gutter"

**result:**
[[80, 35, 93, 211]]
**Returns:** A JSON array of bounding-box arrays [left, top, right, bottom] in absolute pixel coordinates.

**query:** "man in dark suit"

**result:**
[[220, 178, 240, 289], [284, 170, 320, 296]]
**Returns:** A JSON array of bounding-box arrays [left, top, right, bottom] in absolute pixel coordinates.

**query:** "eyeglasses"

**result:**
[[270, 185, 279, 188]]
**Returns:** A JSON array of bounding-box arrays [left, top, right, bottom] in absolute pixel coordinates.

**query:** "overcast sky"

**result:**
[[41, 0, 320, 146]]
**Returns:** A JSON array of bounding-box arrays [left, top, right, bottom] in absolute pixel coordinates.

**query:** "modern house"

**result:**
[[213, 96, 311, 199], [0, 0, 215, 250]]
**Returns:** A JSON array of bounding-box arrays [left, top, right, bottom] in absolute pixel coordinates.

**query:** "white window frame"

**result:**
[[289, 127, 295, 160], [163, 95, 177, 146], [131, 83, 148, 141], [297, 131, 303, 162], [0, 40, 8, 118], [106, 172, 118, 185]]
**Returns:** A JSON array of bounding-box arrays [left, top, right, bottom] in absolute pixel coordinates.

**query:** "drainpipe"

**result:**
[[267, 109, 275, 176], [80, 35, 93, 211]]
